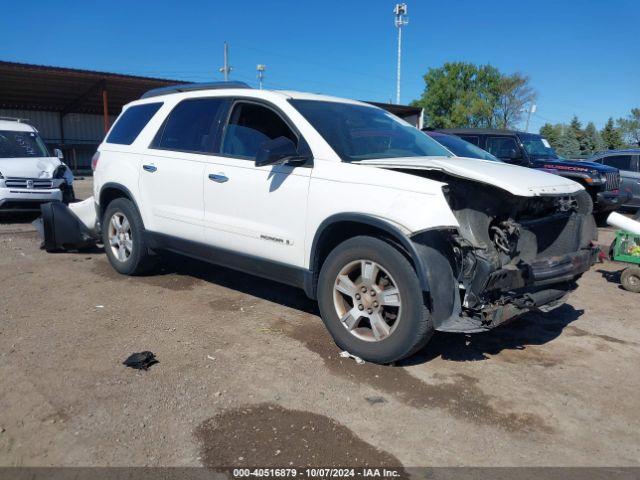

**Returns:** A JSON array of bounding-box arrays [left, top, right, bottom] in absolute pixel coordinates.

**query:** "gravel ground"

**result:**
[[0, 178, 638, 467]]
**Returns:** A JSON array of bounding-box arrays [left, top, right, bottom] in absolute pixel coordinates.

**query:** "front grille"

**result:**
[[4, 178, 54, 189], [605, 171, 620, 191]]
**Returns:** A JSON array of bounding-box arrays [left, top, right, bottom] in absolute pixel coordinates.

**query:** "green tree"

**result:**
[[493, 73, 537, 129], [412, 62, 502, 128], [601, 117, 624, 149], [555, 127, 581, 158], [617, 108, 640, 146], [568, 116, 588, 155], [583, 122, 605, 155], [539, 123, 562, 149]]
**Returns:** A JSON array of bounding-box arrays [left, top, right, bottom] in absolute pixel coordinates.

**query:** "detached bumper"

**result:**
[[596, 190, 632, 213], [37, 200, 99, 251]]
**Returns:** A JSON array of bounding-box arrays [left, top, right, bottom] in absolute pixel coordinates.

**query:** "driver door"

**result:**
[[203, 100, 311, 267]]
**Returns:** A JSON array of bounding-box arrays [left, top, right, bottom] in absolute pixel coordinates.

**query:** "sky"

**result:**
[[1, 0, 638, 131]]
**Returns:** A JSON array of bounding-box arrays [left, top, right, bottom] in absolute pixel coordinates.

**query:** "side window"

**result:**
[[221, 102, 297, 159], [106, 103, 162, 145], [486, 136, 518, 159], [153, 98, 225, 154], [460, 135, 479, 146], [602, 155, 632, 170]]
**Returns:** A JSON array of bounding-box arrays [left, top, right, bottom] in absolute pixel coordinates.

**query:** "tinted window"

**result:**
[[154, 98, 225, 153], [428, 133, 499, 161], [0, 130, 49, 158], [602, 155, 632, 170], [221, 102, 297, 159], [107, 103, 162, 145], [486, 136, 519, 159], [291, 100, 450, 162], [519, 133, 559, 159], [460, 135, 479, 146]]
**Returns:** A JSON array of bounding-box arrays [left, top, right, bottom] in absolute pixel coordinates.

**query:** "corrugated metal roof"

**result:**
[[0, 60, 186, 114]]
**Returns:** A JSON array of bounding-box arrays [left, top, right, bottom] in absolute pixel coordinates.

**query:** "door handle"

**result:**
[[208, 173, 228, 183], [142, 164, 157, 173]]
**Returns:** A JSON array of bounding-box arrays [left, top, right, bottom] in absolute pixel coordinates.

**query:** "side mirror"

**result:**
[[54, 148, 64, 159], [255, 137, 308, 167]]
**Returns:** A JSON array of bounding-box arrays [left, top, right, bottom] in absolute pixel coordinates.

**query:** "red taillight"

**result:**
[[91, 151, 100, 171]]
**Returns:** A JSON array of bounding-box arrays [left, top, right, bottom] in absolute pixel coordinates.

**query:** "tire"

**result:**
[[317, 236, 434, 364], [621, 266, 640, 293], [102, 198, 156, 275]]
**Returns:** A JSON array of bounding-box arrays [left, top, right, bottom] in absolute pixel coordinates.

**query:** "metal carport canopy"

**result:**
[[0, 60, 184, 133]]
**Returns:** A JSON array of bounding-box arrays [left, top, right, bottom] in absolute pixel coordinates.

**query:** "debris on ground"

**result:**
[[365, 396, 387, 405], [122, 351, 158, 370], [339, 350, 365, 364], [207, 355, 215, 361]]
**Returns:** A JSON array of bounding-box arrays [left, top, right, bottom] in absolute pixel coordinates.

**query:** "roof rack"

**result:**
[[141, 81, 252, 99], [0, 116, 29, 123]]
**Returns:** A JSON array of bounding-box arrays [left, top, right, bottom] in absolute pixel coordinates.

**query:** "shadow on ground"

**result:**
[[403, 305, 584, 365]]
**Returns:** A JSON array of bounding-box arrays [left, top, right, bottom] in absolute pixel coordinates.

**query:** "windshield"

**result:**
[[428, 133, 500, 161], [518, 133, 559, 159], [0, 130, 50, 158], [290, 100, 451, 161]]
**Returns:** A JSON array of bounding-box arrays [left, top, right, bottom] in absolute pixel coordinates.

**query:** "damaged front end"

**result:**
[[413, 178, 598, 333]]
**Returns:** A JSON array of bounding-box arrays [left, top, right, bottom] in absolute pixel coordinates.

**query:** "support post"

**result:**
[[102, 88, 109, 135]]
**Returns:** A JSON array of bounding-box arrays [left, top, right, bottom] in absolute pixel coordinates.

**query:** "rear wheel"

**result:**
[[621, 266, 640, 293], [317, 236, 434, 364], [102, 198, 156, 275]]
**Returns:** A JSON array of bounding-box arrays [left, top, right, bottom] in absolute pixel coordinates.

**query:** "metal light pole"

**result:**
[[524, 103, 537, 132], [257, 64, 266, 90], [394, 3, 408, 104], [219, 42, 232, 81]]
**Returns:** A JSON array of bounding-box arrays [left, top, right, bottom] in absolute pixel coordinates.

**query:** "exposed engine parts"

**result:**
[[490, 219, 520, 255]]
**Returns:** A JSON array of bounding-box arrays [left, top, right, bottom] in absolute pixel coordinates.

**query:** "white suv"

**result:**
[[0, 118, 74, 213], [90, 82, 597, 363]]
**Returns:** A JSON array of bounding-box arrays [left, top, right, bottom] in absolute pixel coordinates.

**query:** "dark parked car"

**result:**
[[424, 131, 501, 161], [587, 149, 640, 211], [434, 128, 629, 214]]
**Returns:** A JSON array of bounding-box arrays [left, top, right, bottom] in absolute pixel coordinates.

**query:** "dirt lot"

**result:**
[[1, 178, 639, 468]]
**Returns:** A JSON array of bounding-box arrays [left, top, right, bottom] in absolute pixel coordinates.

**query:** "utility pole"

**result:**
[[257, 64, 266, 90], [219, 42, 232, 81], [394, 3, 408, 104], [524, 103, 537, 132]]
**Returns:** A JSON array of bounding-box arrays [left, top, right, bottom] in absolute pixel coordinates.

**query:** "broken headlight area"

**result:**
[[423, 178, 597, 333]]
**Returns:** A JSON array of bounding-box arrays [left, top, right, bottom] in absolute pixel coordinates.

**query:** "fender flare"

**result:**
[[309, 213, 440, 294], [98, 182, 141, 217]]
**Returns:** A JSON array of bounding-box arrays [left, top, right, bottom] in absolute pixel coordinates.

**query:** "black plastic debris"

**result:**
[[123, 351, 158, 370]]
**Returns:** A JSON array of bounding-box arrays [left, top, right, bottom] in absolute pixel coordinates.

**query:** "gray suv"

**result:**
[[588, 149, 640, 211]]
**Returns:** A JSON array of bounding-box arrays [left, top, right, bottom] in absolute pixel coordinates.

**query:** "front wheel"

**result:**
[[317, 236, 434, 364]]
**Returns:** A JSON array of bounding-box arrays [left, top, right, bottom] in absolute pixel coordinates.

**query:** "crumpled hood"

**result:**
[[357, 156, 584, 197], [0, 157, 63, 178]]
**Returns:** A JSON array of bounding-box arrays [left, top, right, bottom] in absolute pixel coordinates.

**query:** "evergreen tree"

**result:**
[[601, 117, 624, 150], [583, 122, 605, 155], [569, 116, 588, 155], [555, 127, 581, 158], [539, 123, 562, 149]]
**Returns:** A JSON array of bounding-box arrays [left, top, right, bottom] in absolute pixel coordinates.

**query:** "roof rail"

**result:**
[[0, 116, 29, 123], [141, 81, 252, 99]]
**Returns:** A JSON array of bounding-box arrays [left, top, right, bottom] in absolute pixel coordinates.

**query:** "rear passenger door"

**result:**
[[203, 99, 311, 267], [139, 97, 227, 243]]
